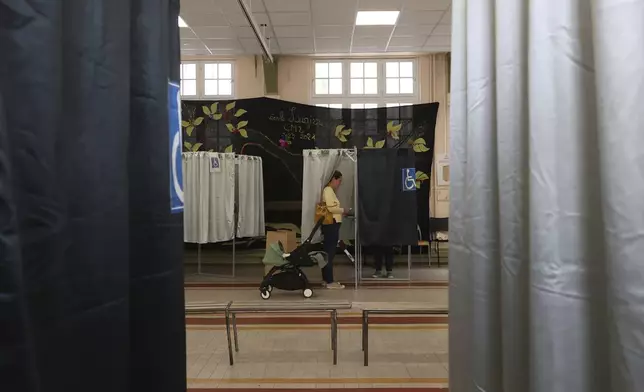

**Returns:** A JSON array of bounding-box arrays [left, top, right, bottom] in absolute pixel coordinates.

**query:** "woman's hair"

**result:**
[[326, 170, 342, 185]]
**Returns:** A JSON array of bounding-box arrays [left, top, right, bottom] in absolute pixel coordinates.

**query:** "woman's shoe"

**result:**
[[326, 282, 345, 289]]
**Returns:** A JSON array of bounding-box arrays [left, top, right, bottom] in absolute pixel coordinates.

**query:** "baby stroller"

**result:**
[[259, 218, 327, 300]]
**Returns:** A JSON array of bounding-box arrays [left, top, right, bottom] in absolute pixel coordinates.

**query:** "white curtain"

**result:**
[[182, 152, 235, 244], [450, 1, 644, 392], [301, 149, 356, 243], [207, 153, 235, 243], [182, 152, 209, 244], [236, 155, 265, 238]]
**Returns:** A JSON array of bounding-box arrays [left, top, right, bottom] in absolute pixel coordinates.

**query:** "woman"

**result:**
[[321, 171, 349, 289]]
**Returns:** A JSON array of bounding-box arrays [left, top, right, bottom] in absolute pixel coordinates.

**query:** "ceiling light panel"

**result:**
[[355, 11, 400, 26]]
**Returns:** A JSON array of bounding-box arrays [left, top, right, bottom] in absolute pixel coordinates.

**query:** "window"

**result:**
[[316, 104, 343, 109], [311, 59, 418, 107], [385, 61, 414, 94], [180, 63, 197, 97], [203, 63, 233, 97], [351, 103, 378, 109], [179, 61, 235, 99], [314, 62, 343, 95], [386, 103, 413, 107], [350, 62, 378, 95]]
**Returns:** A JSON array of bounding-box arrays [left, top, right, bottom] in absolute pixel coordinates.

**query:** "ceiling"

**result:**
[[180, 0, 452, 56]]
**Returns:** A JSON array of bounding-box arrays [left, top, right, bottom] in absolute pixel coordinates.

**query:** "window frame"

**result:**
[[311, 58, 419, 108], [180, 60, 236, 100]]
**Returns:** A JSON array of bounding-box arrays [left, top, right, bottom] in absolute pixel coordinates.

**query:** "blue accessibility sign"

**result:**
[[168, 81, 184, 213], [402, 168, 416, 192]]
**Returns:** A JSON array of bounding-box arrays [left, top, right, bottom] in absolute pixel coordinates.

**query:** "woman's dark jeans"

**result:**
[[321, 222, 341, 283]]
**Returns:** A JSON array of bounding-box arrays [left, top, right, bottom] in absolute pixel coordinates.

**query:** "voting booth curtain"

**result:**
[[236, 155, 266, 238], [301, 149, 356, 243], [357, 149, 418, 246], [0, 1, 186, 392], [183, 152, 236, 243], [182, 152, 265, 243]]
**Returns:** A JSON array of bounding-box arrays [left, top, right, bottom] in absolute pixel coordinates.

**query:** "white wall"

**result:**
[[181, 54, 451, 216]]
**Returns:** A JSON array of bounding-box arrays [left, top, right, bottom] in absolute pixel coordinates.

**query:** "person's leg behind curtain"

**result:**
[[372, 246, 384, 277], [384, 246, 394, 277]]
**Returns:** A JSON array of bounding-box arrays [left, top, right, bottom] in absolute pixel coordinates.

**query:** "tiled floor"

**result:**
[[185, 285, 449, 390], [184, 248, 449, 285], [184, 244, 449, 390]]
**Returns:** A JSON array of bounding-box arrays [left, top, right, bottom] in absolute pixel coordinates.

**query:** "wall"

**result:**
[[419, 54, 450, 218], [182, 53, 451, 216]]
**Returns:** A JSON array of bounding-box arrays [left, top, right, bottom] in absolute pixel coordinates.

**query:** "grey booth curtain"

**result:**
[[449, 1, 644, 392], [0, 1, 186, 391]]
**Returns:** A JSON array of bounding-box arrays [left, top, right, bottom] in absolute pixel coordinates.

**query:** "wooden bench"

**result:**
[[226, 300, 352, 365], [361, 307, 448, 366]]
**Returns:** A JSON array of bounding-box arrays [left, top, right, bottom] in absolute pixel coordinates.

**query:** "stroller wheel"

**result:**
[[267, 285, 273, 292], [303, 288, 313, 298], [260, 290, 271, 300]]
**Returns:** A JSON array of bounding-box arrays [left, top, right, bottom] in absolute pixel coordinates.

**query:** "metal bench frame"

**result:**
[[361, 308, 448, 366], [226, 300, 352, 365]]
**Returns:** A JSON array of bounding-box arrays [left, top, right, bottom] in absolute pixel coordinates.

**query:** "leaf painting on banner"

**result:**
[[334, 124, 352, 143], [179, 97, 439, 237]]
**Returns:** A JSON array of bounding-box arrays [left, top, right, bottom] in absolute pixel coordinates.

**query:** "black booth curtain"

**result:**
[[358, 149, 419, 246], [0, 1, 186, 392]]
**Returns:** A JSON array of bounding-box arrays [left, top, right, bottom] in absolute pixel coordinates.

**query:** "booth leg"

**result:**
[[197, 244, 202, 274], [407, 245, 412, 280]]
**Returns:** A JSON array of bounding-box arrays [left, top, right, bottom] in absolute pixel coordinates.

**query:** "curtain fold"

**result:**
[[206, 153, 235, 243], [237, 155, 265, 238], [182, 153, 211, 243], [450, 1, 644, 391]]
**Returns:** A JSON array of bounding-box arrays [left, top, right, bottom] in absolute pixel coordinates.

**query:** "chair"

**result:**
[[429, 218, 449, 266], [417, 225, 432, 267]]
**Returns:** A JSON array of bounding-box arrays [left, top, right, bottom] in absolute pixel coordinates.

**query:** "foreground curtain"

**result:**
[[0, 1, 186, 391], [449, 1, 644, 392]]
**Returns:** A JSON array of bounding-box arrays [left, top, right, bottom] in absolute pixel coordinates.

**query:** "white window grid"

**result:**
[[180, 61, 235, 100], [350, 103, 378, 109], [311, 59, 419, 108], [314, 62, 343, 96], [180, 63, 198, 97]]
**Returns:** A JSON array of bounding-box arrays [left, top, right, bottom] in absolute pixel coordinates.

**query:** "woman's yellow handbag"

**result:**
[[314, 191, 334, 225]]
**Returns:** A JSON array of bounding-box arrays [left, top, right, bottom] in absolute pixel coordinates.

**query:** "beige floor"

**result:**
[[185, 286, 449, 389], [184, 247, 449, 284]]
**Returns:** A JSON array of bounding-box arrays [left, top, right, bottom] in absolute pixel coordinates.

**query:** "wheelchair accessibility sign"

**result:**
[[402, 168, 416, 192], [168, 81, 184, 213]]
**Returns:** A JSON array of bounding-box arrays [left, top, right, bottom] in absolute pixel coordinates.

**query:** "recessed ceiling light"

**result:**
[[178, 16, 188, 28], [355, 11, 400, 26]]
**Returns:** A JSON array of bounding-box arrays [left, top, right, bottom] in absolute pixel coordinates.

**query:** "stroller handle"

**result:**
[[302, 217, 326, 244]]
